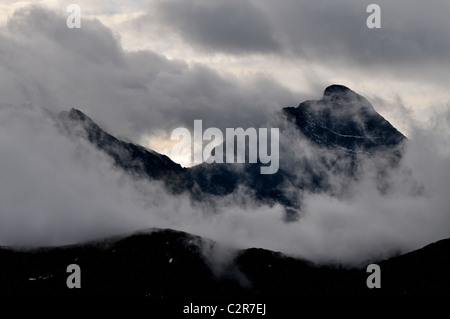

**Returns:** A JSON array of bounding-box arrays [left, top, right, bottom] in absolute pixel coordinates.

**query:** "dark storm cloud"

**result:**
[[259, 0, 450, 68], [0, 6, 296, 142], [154, 0, 281, 54], [145, 0, 450, 83]]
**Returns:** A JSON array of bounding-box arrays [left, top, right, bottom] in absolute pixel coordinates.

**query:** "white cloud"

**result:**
[[1, 102, 450, 266]]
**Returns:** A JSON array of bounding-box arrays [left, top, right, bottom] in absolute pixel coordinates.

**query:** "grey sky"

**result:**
[[0, 5, 296, 143], [0, 1, 449, 264], [154, 0, 281, 54], [118, 0, 450, 135]]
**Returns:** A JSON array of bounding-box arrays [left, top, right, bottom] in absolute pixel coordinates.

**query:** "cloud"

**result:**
[[259, 0, 450, 76], [116, 0, 450, 137], [0, 5, 297, 145], [0, 4, 450, 268], [1, 102, 450, 267], [128, 0, 450, 84], [152, 0, 281, 54], [0, 104, 154, 246]]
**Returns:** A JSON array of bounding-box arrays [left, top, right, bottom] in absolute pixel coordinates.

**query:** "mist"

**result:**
[[0, 5, 449, 267], [1, 103, 449, 267]]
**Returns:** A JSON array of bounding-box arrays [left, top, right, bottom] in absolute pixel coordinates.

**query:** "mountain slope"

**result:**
[[186, 85, 408, 213], [283, 85, 406, 151], [55, 85, 410, 218], [58, 108, 194, 194], [0, 228, 448, 297]]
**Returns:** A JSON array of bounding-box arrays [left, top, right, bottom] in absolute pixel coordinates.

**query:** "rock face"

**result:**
[[283, 85, 405, 151]]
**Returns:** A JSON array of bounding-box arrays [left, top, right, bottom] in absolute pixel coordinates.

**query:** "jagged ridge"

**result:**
[[56, 85, 409, 217]]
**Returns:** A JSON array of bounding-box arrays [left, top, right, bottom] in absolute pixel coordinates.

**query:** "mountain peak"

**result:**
[[58, 108, 187, 189], [322, 85, 363, 106], [323, 84, 352, 97], [283, 85, 406, 151], [67, 108, 92, 123]]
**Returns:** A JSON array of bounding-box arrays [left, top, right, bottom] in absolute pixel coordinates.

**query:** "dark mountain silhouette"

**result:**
[[58, 108, 195, 194], [188, 85, 408, 212], [0, 228, 449, 297], [57, 85, 407, 218]]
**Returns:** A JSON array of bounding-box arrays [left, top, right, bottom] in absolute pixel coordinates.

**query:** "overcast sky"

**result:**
[[0, 1, 449, 264], [1, 0, 449, 145]]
